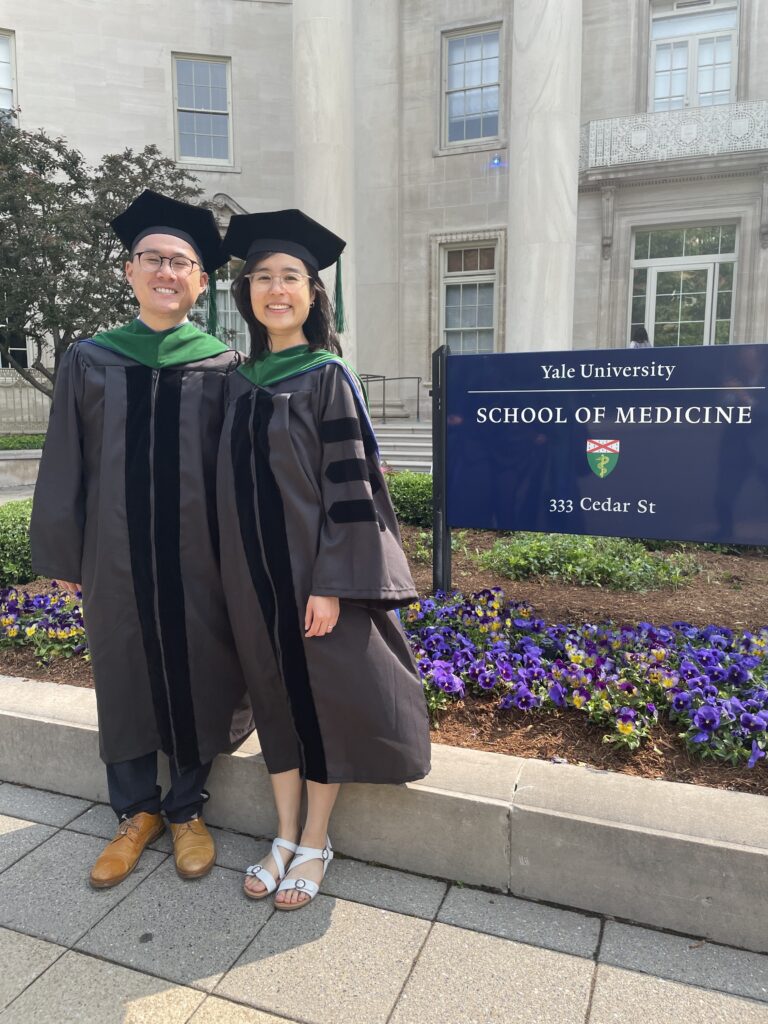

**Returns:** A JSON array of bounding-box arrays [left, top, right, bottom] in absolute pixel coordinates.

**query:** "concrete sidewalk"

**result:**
[[1, 782, 768, 1023]]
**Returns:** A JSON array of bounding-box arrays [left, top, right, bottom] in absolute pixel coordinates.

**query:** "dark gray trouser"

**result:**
[[106, 752, 212, 823]]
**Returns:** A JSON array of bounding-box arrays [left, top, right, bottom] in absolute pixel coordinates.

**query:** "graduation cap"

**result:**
[[222, 209, 347, 331], [111, 189, 224, 274]]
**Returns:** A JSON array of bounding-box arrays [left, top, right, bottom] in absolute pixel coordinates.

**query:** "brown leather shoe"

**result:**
[[89, 812, 165, 889], [169, 817, 215, 879]]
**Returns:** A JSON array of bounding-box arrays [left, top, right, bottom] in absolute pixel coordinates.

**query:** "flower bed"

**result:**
[[0, 585, 87, 662], [3, 581, 766, 773], [404, 588, 768, 770]]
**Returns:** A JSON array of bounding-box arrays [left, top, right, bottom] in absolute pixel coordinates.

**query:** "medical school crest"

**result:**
[[587, 439, 620, 478]]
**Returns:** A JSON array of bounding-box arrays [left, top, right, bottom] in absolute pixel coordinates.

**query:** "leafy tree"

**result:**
[[0, 117, 201, 397]]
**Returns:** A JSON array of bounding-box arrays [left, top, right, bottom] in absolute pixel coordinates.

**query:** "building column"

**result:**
[[292, 0, 357, 363], [504, 0, 582, 351]]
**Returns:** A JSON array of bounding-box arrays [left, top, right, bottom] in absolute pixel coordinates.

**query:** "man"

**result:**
[[30, 190, 253, 888]]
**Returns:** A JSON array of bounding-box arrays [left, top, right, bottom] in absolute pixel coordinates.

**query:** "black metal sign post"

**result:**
[[431, 345, 451, 592]]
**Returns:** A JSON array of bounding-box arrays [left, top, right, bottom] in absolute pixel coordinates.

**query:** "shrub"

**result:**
[[387, 471, 432, 527], [0, 499, 35, 586], [480, 532, 697, 591], [0, 434, 45, 450]]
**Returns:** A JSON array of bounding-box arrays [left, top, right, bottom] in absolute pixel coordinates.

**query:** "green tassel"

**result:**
[[207, 270, 218, 337], [334, 255, 346, 334]]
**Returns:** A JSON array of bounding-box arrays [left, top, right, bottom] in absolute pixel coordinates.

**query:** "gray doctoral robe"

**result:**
[[217, 360, 431, 785], [30, 339, 254, 771]]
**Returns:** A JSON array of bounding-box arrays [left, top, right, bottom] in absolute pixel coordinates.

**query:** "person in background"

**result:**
[[216, 209, 431, 911], [30, 190, 253, 890], [629, 325, 651, 348]]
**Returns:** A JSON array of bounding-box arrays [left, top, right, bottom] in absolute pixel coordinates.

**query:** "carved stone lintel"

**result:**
[[601, 184, 616, 260], [204, 192, 250, 229], [760, 167, 768, 249]]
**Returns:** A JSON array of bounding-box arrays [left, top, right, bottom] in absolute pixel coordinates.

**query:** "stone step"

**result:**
[[383, 460, 432, 474]]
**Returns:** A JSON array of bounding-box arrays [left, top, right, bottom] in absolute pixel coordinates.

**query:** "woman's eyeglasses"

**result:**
[[246, 272, 312, 292]]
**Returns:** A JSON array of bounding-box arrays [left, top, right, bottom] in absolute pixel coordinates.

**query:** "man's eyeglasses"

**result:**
[[133, 251, 201, 276], [245, 272, 312, 292]]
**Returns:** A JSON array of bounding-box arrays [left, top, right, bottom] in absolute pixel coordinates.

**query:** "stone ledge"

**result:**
[[1, 675, 765, 953]]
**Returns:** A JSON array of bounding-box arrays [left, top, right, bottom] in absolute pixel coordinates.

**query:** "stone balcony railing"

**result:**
[[579, 100, 768, 173]]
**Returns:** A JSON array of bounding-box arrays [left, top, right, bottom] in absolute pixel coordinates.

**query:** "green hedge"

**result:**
[[0, 434, 45, 450], [386, 471, 432, 527], [0, 499, 35, 587]]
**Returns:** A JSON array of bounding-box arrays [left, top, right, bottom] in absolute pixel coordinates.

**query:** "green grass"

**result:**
[[0, 434, 45, 450]]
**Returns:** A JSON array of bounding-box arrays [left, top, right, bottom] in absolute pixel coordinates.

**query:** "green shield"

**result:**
[[586, 440, 620, 478]]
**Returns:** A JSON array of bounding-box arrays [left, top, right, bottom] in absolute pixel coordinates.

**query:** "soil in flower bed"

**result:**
[[400, 526, 768, 632], [433, 698, 768, 797]]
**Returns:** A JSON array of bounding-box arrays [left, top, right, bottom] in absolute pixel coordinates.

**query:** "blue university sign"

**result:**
[[444, 344, 768, 545]]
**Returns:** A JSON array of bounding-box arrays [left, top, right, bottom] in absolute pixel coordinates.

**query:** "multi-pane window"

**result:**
[[444, 28, 500, 145], [650, 2, 738, 111], [216, 261, 247, 353], [196, 261, 247, 353], [630, 225, 736, 346], [0, 32, 15, 114], [174, 56, 231, 162], [443, 245, 496, 354]]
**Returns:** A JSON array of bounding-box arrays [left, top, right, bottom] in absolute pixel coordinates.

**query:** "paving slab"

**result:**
[[0, 814, 56, 872], [600, 921, 768, 1004], [0, 949, 206, 1023], [390, 921, 593, 1024], [216, 894, 429, 1024], [0, 926, 65, 1012], [190, 996, 300, 1023], [0, 829, 166, 945], [438, 884, 601, 957], [77, 859, 273, 991], [0, 782, 91, 826], [589, 964, 768, 1024], [322, 857, 447, 919]]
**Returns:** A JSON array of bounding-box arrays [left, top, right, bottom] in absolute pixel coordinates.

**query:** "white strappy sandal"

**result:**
[[274, 837, 333, 911], [243, 837, 298, 900]]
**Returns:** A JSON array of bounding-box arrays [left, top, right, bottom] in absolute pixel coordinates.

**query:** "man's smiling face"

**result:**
[[125, 233, 209, 322]]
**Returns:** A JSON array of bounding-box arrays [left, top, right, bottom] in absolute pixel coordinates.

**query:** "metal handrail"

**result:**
[[358, 373, 422, 423]]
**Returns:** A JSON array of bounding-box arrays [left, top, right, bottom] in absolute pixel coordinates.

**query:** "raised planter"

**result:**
[[1, 674, 765, 953], [0, 450, 41, 489]]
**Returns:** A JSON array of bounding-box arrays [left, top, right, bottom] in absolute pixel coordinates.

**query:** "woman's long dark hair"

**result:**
[[231, 251, 343, 362]]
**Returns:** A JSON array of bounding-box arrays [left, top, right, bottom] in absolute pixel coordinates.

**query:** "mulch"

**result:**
[[4, 531, 768, 795]]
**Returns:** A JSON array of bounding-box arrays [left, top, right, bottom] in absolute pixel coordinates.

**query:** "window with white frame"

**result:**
[[442, 244, 497, 354], [196, 260, 248, 353], [649, 1, 738, 111], [629, 224, 736, 347], [443, 27, 500, 146], [174, 56, 232, 163], [0, 31, 15, 115]]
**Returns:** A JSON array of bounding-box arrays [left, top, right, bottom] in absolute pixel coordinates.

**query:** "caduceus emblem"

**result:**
[[586, 439, 620, 478]]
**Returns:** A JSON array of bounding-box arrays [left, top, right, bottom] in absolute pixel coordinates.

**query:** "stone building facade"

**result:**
[[2, 0, 767, 417]]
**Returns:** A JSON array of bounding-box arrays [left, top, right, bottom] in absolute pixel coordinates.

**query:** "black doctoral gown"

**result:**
[[30, 337, 254, 771], [217, 359, 431, 785]]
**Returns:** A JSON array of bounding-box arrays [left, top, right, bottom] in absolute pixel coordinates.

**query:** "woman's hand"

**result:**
[[304, 595, 340, 637], [59, 581, 81, 596]]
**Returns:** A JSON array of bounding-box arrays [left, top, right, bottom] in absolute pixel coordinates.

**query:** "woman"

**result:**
[[217, 209, 430, 911]]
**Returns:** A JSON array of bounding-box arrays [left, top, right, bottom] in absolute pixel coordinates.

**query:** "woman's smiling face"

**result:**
[[248, 252, 314, 340]]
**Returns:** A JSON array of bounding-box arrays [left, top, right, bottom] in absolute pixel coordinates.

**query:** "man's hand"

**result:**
[[59, 581, 81, 595], [304, 595, 340, 637]]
